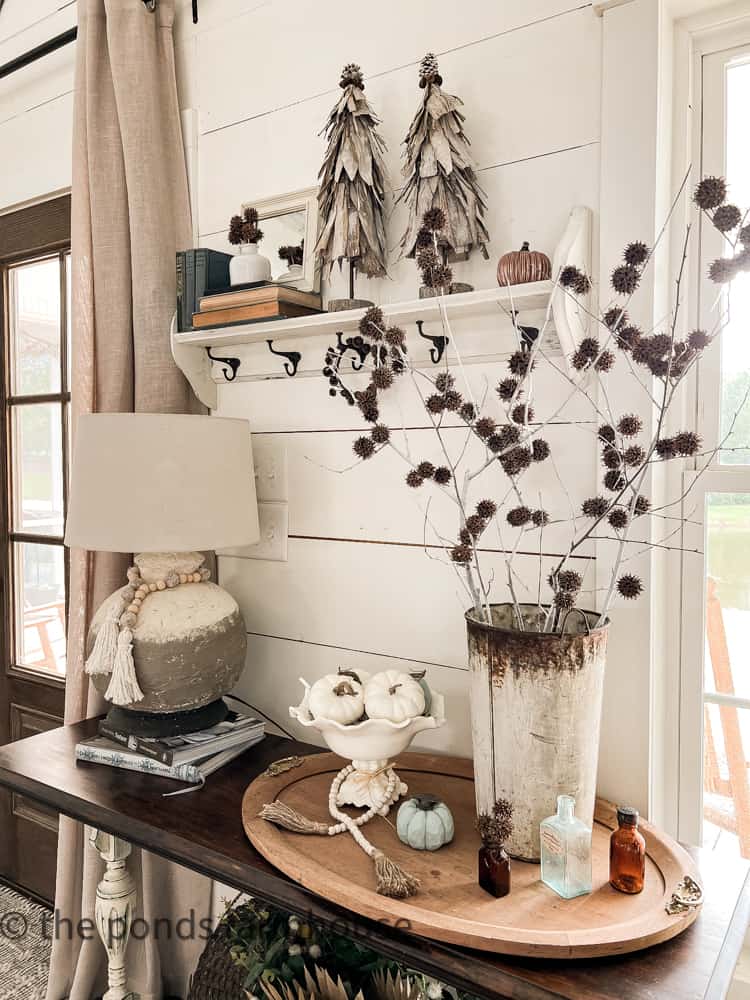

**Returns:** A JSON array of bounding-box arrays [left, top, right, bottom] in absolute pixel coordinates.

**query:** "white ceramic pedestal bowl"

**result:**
[[290, 680, 446, 814]]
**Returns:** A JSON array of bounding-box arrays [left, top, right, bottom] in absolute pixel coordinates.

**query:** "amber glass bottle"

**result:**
[[478, 845, 511, 898], [609, 806, 646, 894]]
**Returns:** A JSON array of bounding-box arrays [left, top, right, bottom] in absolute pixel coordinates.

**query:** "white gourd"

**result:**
[[308, 674, 365, 725], [364, 670, 426, 723]]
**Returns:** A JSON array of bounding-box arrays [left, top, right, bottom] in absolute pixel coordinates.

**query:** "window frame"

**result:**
[[0, 235, 71, 682], [677, 23, 750, 848]]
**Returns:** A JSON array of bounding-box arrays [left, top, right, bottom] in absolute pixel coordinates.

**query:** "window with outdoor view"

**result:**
[[3, 252, 71, 675]]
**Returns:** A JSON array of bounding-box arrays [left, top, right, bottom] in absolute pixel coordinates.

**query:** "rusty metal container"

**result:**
[[466, 603, 609, 861]]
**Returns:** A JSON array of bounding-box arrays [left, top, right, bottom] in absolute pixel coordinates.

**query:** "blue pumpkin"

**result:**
[[397, 794, 454, 851]]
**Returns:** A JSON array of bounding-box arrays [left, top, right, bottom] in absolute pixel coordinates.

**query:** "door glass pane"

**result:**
[[11, 403, 64, 537], [13, 542, 66, 675], [703, 493, 750, 858], [9, 257, 61, 396]]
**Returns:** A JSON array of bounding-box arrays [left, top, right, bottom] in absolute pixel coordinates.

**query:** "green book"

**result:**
[[176, 248, 233, 331]]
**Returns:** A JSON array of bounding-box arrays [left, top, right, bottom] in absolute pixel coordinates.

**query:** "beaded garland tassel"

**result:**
[[85, 562, 211, 707]]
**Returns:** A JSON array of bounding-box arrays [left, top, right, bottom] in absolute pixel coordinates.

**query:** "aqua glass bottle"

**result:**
[[540, 794, 592, 899]]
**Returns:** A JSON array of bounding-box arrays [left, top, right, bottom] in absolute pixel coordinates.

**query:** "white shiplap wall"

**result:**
[[180, 0, 608, 768]]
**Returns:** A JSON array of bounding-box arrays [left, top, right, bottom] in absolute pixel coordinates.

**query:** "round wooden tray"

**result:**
[[242, 752, 701, 958]]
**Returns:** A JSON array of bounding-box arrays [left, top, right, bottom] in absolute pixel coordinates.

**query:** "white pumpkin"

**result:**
[[308, 674, 365, 725], [364, 670, 426, 723]]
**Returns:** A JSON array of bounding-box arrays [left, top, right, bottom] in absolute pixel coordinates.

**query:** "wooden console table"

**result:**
[[0, 720, 748, 1000]]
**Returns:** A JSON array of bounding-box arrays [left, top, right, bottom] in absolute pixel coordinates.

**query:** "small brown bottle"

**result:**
[[478, 844, 511, 898], [609, 806, 646, 894]]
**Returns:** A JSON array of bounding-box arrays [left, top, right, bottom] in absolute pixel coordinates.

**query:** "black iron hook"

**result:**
[[267, 340, 302, 377], [205, 347, 240, 382], [416, 319, 449, 365]]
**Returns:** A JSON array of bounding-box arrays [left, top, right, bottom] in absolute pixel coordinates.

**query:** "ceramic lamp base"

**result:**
[[105, 698, 230, 738], [336, 759, 408, 814]]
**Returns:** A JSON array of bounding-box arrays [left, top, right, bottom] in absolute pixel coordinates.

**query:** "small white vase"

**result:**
[[278, 263, 303, 283], [229, 243, 271, 286]]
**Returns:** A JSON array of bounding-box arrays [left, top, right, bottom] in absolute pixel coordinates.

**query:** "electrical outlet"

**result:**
[[251, 438, 288, 502], [218, 502, 288, 561]]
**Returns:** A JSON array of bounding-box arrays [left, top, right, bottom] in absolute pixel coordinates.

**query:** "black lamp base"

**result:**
[[105, 698, 230, 739]]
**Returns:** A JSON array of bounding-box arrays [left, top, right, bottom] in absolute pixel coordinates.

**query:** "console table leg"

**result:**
[[90, 829, 139, 1000]]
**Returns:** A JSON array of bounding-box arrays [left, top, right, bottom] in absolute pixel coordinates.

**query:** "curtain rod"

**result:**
[[0, 26, 77, 81]]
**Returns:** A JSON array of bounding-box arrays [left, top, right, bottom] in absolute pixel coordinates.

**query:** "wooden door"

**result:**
[[0, 195, 70, 902]]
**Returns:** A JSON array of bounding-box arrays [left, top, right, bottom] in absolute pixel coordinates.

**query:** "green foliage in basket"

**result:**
[[222, 899, 482, 1000]]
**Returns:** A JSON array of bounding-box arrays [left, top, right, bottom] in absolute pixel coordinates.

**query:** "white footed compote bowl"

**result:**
[[290, 679, 446, 815]]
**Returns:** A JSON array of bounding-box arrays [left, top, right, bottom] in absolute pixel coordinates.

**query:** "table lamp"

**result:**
[[65, 413, 259, 737]]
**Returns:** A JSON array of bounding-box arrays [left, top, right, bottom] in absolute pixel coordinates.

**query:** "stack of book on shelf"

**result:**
[[191, 282, 322, 328], [75, 710, 265, 793]]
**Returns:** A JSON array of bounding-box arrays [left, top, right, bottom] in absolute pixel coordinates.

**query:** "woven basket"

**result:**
[[187, 918, 246, 1000]]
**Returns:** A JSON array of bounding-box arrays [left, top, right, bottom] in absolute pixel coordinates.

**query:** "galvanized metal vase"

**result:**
[[466, 603, 609, 862]]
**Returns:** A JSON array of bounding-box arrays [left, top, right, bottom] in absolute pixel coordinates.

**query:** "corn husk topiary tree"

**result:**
[[314, 63, 389, 307], [397, 53, 489, 262]]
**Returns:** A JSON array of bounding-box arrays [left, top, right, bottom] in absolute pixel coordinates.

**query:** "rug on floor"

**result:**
[[0, 884, 50, 1000]]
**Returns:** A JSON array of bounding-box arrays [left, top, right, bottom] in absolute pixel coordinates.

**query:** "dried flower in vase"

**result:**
[[228, 205, 263, 245], [476, 799, 513, 898]]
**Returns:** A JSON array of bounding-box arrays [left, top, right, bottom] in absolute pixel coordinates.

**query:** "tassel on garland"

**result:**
[[259, 802, 331, 835], [373, 851, 420, 899], [104, 627, 144, 706], [84, 599, 125, 677]]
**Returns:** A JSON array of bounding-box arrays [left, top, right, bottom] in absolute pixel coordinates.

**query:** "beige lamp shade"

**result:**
[[65, 413, 260, 553]]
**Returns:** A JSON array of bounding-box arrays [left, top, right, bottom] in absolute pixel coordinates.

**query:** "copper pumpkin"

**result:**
[[497, 242, 551, 286]]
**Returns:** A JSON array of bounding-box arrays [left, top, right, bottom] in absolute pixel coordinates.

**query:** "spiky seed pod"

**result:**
[[487, 433, 505, 454], [417, 461, 435, 478], [416, 246, 439, 271], [372, 367, 394, 390], [423, 206, 447, 232], [649, 357, 670, 377], [359, 305, 385, 340], [617, 414, 642, 436], [532, 438, 550, 462], [578, 337, 599, 361], [359, 402, 379, 423], [553, 590, 575, 610], [459, 528, 471, 545], [432, 264, 454, 287], [573, 272, 592, 295], [616, 324, 642, 352], [712, 204, 742, 232], [340, 63, 364, 88], [443, 389, 463, 411], [624, 444, 646, 467], [532, 509, 550, 527], [559, 265, 583, 288], [508, 351, 533, 377], [507, 506, 532, 527], [353, 436, 376, 460], [649, 333, 673, 357], [450, 544, 472, 564], [496, 377, 518, 401], [654, 438, 677, 459], [498, 424, 522, 449], [688, 329, 710, 350], [426, 393, 446, 414], [582, 496, 609, 518], [608, 507, 629, 530], [598, 424, 616, 445], [603, 306, 628, 330], [624, 241, 649, 266], [406, 469, 424, 488], [500, 446, 532, 476], [693, 175, 727, 210], [611, 264, 641, 295], [602, 446, 622, 470], [632, 339, 652, 366], [415, 226, 434, 249], [371, 424, 390, 444], [708, 257, 738, 284], [604, 469, 626, 491], [617, 574, 643, 600], [557, 569, 583, 592], [739, 223, 750, 246], [460, 401, 477, 422], [228, 214, 244, 245], [476, 499, 497, 519], [634, 495, 650, 516], [465, 514, 487, 538], [433, 466, 452, 485], [572, 349, 591, 371], [511, 403, 535, 424], [435, 372, 454, 393], [475, 416, 497, 440], [595, 350, 616, 372], [385, 325, 406, 346], [674, 430, 701, 456]]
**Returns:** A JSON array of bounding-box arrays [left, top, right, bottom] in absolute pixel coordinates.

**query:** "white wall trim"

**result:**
[[593, 0, 636, 15]]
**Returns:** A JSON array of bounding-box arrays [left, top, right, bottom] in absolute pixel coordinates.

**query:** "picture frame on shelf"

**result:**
[[240, 187, 320, 293]]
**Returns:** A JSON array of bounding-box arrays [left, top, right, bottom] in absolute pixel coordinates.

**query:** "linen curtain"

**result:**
[[46, 1, 211, 997]]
